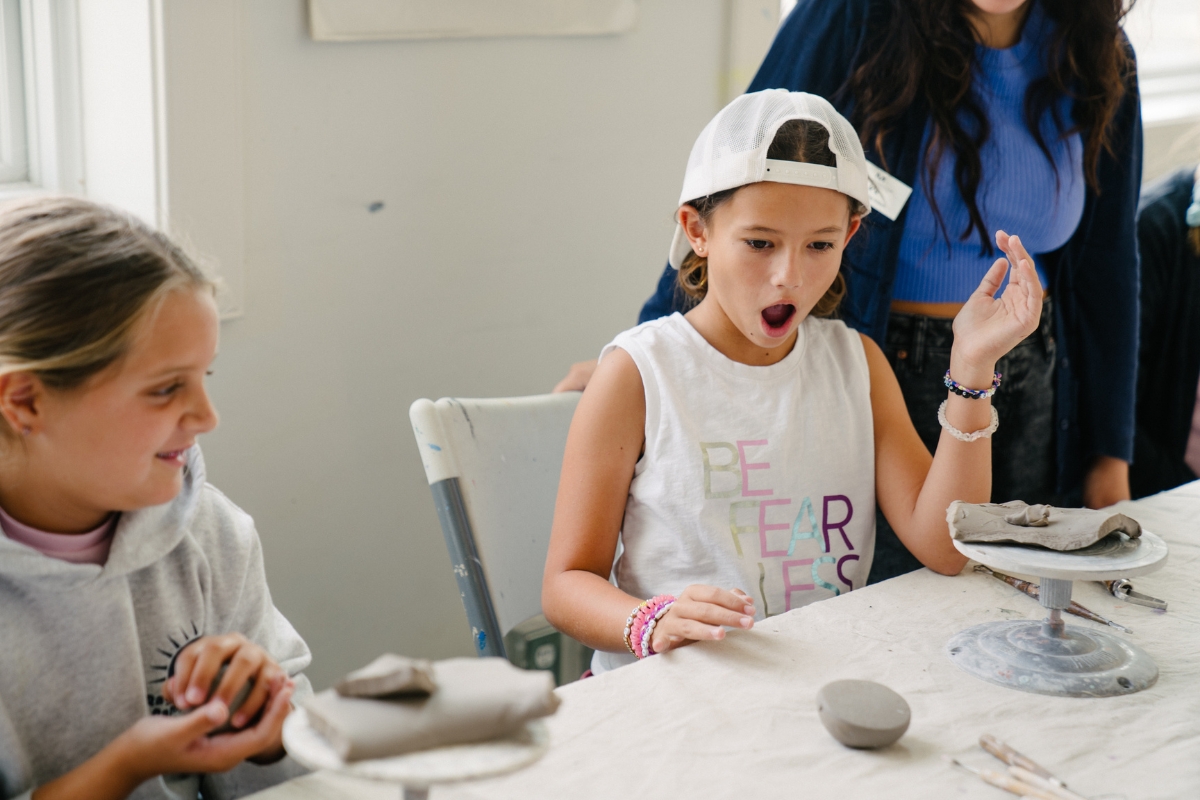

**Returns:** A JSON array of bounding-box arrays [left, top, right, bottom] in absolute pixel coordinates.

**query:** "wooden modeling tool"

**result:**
[[980, 734, 1057, 781], [974, 565, 1133, 633], [943, 755, 1060, 800], [1101, 579, 1167, 610], [979, 735, 1091, 800]]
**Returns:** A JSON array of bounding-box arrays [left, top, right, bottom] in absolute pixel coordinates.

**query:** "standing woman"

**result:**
[[557, 0, 1141, 582]]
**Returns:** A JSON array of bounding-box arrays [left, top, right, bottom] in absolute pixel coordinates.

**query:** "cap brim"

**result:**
[[668, 224, 692, 271]]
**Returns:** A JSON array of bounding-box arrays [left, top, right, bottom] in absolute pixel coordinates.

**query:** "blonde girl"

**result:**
[[0, 197, 309, 799], [542, 91, 1043, 673]]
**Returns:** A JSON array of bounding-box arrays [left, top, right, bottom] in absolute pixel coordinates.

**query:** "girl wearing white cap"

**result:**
[[555, 0, 1140, 586], [543, 91, 1043, 673]]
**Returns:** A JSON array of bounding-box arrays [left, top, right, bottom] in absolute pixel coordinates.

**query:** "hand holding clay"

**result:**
[[649, 584, 756, 654], [115, 677, 294, 781], [164, 633, 290, 731], [951, 232, 1044, 373]]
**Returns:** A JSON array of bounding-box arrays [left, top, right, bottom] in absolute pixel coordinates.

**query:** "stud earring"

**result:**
[[20, 425, 30, 436]]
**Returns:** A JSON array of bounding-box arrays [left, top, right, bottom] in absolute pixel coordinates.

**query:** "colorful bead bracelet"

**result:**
[[943, 370, 1001, 400], [624, 594, 676, 659]]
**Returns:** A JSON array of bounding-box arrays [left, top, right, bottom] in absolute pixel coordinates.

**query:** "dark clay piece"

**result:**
[[817, 680, 911, 749]]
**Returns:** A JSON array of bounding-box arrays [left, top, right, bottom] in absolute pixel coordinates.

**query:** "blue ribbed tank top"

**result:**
[[891, 2, 1084, 303]]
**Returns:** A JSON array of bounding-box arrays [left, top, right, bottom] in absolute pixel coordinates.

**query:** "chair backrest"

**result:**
[[409, 393, 580, 658]]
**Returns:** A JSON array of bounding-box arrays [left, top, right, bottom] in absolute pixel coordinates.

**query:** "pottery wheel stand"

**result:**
[[282, 708, 549, 799], [947, 530, 1169, 697]]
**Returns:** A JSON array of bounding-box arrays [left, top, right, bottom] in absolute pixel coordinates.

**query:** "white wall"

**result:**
[[160, 0, 728, 689]]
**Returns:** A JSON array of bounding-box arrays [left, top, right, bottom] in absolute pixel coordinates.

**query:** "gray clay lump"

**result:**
[[817, 680, 911, 749], [947, 500, 1141, 551]]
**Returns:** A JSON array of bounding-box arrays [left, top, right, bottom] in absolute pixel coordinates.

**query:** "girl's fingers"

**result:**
[[681, 584, 755, 615], [169, 700, 230, 744], [212, 683, 294, 755], [675, 599, 753, 629], [192, 685, 294, 771], [184, 637, 243, 709], [1006, 233, 1031, 265], [253, 681, 294, 735], [212, 647, 264, 711], [666, 618, 726, 642], [231, 668, 284, 729], [1004, 235, 1041, 290], [168, 643, 205, 709], [731, 588, 755, 613], [977, 257, 1010, 299]]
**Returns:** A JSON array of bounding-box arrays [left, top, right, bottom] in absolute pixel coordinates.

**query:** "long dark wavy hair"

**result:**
[[846, 0, 1135, 255]]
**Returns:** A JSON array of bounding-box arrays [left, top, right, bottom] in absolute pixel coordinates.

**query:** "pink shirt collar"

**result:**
[[0, 504, 117, 565]]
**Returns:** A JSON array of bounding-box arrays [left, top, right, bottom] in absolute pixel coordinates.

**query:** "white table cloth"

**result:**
[[249, 483, 1200, 799]]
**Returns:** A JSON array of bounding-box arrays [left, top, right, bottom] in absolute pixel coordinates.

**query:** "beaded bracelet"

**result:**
[[624, 595, 676, 659], [943, 370, 1001, 400], [629, 596, 672, 659], [625, 597, 657, 655], [640, 600, 676, 658], [937, 400, 999, 442]]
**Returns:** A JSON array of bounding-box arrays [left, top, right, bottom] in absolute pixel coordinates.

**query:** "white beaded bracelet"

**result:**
[[937, 400, 999, 442]]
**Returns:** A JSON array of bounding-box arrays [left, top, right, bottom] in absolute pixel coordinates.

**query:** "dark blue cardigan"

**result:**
[[638, 0, 1142, 497]]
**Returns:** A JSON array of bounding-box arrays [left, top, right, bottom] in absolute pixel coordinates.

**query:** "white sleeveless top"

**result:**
[[592, 313, 876, 674]]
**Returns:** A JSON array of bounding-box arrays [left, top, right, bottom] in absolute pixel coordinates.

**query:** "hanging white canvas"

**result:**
[[308, 0, 638, 41]]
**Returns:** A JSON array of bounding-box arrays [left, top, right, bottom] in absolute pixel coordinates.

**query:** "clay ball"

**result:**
[[817, 679, 911, 749]]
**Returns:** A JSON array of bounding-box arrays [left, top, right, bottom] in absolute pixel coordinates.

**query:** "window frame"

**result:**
[[0, 0, 83, 199]]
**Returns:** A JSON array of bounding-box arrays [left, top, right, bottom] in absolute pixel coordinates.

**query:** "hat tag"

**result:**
[[763, 159, 838, 189]]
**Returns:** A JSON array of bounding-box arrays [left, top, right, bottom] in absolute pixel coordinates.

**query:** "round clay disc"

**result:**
[[816, 679, 911, 749]]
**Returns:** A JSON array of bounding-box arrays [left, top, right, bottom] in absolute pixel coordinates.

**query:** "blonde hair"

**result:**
[[0, 196, 214, 392], [677, 119, 866, 317]]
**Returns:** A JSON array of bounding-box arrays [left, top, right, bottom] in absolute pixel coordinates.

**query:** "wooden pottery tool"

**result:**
[[980, 734, 1058, 782], [1101, 579, 1167, 610], [948, 529, 1167, 696], [974, 566, 1133, 633], [944, 755, 1061, 800], [980, 735, 1091, 800]]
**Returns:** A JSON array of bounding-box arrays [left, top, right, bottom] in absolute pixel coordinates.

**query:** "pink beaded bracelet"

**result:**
[[624, 595, 676, 659], [640, 600, 675, 658]]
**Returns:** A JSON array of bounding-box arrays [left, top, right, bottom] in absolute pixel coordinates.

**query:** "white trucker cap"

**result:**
[[668, 89, 871, 270]]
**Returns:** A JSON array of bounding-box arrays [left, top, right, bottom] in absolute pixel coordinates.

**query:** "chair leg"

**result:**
[[429, 477, 505, 658]]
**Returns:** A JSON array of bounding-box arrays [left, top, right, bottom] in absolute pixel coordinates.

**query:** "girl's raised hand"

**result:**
[[649, 585, 755, 654], [951, 231, 1044, 371]]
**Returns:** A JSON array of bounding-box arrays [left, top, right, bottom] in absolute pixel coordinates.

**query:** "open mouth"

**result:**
[[761, 303, 796, 334]]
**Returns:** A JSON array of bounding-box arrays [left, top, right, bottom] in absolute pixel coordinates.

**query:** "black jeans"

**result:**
[[866, 298, 1058, 584]]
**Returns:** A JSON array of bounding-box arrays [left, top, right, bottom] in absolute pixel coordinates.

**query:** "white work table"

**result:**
[[250, 483, 1200, 799]]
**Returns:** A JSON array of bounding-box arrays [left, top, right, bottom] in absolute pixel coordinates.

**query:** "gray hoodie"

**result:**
[[0, 447, 313, 800]]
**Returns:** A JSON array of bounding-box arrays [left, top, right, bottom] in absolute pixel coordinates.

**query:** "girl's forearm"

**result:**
[[907, 355, 996, 574], [543, 570, 645, 653], [32, 737, 143, 800]]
